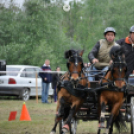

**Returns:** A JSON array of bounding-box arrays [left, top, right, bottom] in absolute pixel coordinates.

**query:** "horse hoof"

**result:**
[[62, 124, 69, 133], [99, 122, 105, 128], [62, 128, 69, 133], [50, 131, 56, 134]]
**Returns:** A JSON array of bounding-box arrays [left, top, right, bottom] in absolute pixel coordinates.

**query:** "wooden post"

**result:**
[[36, 72, 38, 103]]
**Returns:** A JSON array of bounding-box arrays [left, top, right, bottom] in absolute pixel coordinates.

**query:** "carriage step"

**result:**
[[90, 81, 100, 88], [120, 109, 126, 112], [105, 108, 126, 112], [79, 108, 89, 111]]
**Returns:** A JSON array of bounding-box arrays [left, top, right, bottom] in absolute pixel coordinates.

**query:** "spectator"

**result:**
[[52, 67, 62, 103], [39, 59, 52, 103]]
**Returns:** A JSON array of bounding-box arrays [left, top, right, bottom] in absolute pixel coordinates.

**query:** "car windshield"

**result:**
[[6, 67, 21, 76]]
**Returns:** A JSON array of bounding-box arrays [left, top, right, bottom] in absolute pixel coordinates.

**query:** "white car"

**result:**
[[0, 65, 54, 101]]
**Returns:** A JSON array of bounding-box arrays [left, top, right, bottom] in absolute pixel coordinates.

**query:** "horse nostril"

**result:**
[[71, 77, 79, 83]]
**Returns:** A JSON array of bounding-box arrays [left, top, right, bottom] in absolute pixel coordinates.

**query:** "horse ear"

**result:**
[[79, 50, 84, 56]]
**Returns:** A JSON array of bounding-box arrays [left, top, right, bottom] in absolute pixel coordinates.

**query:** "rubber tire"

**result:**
[[20, 88, 30, 101], [131, 97, 134, 134]]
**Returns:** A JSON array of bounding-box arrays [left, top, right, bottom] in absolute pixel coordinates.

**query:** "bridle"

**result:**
[[101, 55, 127, 90], [66, 52, 84, 85], [110, 56, 127, 82]]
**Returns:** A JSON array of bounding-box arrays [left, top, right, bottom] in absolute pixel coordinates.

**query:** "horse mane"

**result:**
[[109, 45, 125, 59]]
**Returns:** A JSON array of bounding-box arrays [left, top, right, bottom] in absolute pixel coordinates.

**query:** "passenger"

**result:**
[[88, 27, 119, 81], [116, 25, 134, 80]]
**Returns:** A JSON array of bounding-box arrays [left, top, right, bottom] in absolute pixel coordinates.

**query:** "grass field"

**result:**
[[0, 97, 131, 134]]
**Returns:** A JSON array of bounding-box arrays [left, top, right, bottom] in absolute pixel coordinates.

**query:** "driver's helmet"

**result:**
[[129, 25, 134, 33], [104, 27, 116, 35]]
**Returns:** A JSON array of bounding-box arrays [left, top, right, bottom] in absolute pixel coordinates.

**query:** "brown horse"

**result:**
[[98, 45, 127, 134], [50, 50, 90, 134]]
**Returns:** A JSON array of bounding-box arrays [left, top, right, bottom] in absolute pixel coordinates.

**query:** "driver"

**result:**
[[88, 27, 119, 81]]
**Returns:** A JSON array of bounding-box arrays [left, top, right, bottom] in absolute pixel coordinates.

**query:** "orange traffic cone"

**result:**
[[20, 102, 31, 121]]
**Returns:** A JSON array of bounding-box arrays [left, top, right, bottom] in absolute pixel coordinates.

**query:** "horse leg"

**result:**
[[97, 126, 101, 134], [100, 102, 107, 127], [50, 97, 65, 134], [105, 114, 114, 134], [108, 121, 114, 134], [111, 102, 126, 134], [105, 103, 121, 134], [62, 105, 76, 133], [57, 97, 66, 117], [97, 101, 107, 134]]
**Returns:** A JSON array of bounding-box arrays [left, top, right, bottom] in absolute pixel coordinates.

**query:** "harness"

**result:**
[[99, 60, 128, 96], [57, 80, 87, 98], [57, 50, 88, 98]]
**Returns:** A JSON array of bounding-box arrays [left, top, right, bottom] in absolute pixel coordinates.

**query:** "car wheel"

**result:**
[[20, 88, 30, 101]]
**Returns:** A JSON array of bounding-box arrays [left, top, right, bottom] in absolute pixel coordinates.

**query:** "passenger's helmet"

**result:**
[[129, 25, 134, 33], [104, 27, 116, 35]]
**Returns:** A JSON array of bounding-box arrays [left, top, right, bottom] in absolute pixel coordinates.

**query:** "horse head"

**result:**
[[109, 45, 127, 88], [65, 49, 84, 84]]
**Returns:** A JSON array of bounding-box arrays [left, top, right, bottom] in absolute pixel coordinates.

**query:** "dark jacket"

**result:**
[[88, 39, 118, 69], [52, 73, 62, 89], [116, 37, 134, 78], [39, 64, 52, 83], [88, 41, 100, 63]]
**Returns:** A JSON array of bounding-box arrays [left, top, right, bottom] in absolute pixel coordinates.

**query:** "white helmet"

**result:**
[[130, 25, 134, 33], [104, 27, 116, 35]]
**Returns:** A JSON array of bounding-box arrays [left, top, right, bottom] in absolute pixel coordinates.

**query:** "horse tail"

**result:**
[[114, 111, 126, 132]]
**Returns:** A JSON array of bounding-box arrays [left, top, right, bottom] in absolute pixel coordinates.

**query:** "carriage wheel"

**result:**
[[131, 97, 134, 134], [59, 118, 77, 134], [70, 118, 77, 134]]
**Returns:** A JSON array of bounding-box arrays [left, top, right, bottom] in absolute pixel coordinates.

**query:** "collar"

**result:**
[[125, 36, 133, 44]]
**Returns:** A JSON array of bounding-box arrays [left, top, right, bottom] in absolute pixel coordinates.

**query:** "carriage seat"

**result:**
[[90, 81, 100, 89]]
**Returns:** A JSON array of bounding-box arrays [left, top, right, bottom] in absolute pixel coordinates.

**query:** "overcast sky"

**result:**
[[1, 0, 24, 7], [1, 0, 82, 7]]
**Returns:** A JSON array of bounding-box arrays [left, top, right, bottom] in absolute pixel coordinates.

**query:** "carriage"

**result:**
[[59, 73, 134, 134], [50, 47, 134, 134]]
